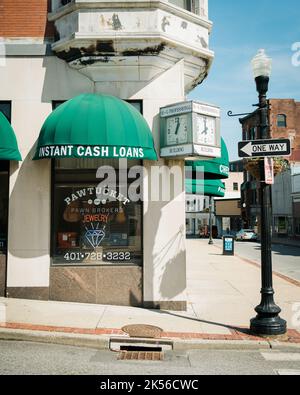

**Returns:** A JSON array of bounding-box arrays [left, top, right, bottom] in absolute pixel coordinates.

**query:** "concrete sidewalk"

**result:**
[[0, 240, 300, 348]]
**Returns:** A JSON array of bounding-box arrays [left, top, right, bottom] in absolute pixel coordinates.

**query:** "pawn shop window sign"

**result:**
[[64, 187, 130, 206]]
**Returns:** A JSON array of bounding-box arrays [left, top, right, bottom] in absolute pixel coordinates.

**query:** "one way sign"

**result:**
[[238, 139, 291, 158]]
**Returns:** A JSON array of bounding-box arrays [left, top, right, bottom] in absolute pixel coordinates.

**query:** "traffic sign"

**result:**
[[264, 157, 274, 185], [238, 139, 291, 158]]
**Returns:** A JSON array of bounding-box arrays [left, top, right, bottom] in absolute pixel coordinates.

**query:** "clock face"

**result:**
[[166, 115, 189, 146], [195, 115, 216, 146]]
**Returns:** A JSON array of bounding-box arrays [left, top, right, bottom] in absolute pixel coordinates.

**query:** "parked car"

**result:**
[[235, 229, 258, 242]]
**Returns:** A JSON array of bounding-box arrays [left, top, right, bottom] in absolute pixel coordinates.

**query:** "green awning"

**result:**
[[186, 179, 225, 198], [186, 138, 229, 180], [0, 112, 22, 161], [34, 94, 157, 160]]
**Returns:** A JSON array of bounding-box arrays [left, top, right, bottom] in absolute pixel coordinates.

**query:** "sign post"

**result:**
[[238, 139, 291, 158], [264, 157, 274, 185]]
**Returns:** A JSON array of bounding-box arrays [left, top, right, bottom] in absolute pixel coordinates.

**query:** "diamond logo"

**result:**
[[84, 224, 105, 248]]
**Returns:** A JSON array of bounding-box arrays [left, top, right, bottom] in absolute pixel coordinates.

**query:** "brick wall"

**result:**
[[269, 99, 300, 162], [240, 99, 300, 162], [0, 0, 54, 38], [239, 98, 300, 229]]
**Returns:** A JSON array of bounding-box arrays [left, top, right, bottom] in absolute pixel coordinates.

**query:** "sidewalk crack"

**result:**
[[95, 306, 107, 329]]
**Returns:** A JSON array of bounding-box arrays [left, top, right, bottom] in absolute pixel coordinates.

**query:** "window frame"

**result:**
[[233, 182, 239, 191], [50, 99, 145, 268], [0, 101, 12, 122], [277, 114, 287, 128]]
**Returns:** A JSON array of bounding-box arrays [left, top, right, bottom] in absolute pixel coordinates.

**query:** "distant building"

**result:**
[[185, 195, 211, 237], [185, 139, 229, 238], [272, 168, 293, 237], [215, 161, 244, 236], [240, 99, 300, 237], [291, 164, 300, 238]]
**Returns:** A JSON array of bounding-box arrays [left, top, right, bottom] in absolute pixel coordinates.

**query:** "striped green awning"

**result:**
[[186, 179, 225, 197], [34, 94, 157, 161], [186, 138, 229, 180], [0, 112, 22, 161]]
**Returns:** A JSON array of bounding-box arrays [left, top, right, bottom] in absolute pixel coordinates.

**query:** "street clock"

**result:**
[[160, 101, 221, 160]]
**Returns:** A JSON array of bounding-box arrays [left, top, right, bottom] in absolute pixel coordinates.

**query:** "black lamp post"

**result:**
[[250, 50, 287, 336]]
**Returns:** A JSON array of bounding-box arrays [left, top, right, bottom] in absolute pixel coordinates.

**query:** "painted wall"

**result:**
[[222, 172, 243, 199], [0, 55, 187, 307], [272, 169, 293, 217], [0, 0, 214, 308], [0, 56, 94, 290]]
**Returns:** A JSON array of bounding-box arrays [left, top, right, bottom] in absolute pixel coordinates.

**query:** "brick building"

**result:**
[[240, 99, 300, 235], [0, 0, 54, 38]]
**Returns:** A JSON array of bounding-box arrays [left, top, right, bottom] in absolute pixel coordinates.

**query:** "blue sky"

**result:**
[[189, 0, 300, 161]]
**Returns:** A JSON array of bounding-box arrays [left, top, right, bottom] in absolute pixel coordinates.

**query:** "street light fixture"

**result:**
[[250, 49, 287, 336]]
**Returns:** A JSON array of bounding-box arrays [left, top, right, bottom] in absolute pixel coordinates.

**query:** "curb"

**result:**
[[0, 328, 110, 350], [1, 327, 300, 352], [172, 339, 271, 350]]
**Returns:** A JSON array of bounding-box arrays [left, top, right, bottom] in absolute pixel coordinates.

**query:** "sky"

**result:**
[[189, 0, 300, 161]]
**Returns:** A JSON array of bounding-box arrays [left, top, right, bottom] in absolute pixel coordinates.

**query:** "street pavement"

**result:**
[[1, 239, 300, 337], [0, 340, 299, 375], [212, 239, 300, 281], [0, 239, 300, 375]]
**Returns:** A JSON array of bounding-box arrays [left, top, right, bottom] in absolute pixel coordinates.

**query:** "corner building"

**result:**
[[0, 0, 214, 310]]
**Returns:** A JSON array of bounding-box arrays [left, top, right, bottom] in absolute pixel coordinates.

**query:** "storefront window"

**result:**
[[276, 216, 287, 235], [169, 0, 202, 15], [295, 218, 300, 236], [52, 159, 143, 266], [0, 161, 9, 254]]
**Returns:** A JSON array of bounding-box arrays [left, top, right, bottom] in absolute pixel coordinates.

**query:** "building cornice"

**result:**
[[49, 0, 213, 32]]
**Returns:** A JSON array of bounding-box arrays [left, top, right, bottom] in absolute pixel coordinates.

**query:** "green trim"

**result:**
[[186, 138, 229, 179], [34, 94, 157, 161], [0, 112, 22, 161], [186, 179, 225, 197]]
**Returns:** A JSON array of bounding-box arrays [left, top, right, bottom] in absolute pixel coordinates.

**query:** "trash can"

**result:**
[[223, 236, 235, 256]]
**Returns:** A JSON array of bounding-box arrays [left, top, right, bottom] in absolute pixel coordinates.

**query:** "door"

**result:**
[[0, 161, 9, 296]]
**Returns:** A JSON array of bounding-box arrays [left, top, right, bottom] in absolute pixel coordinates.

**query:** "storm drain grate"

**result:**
[[118, 351, 164, 361], [117, 345, 164, 361]]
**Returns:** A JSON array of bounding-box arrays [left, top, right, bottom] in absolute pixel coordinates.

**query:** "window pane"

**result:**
[[277, 114, 287, 127], [52, 160, 143, 266], [0, 102, 11, 122], [127, 101, 143, 114]]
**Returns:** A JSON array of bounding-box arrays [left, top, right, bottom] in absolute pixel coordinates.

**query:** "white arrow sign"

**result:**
[[238, 139, 291, 158], [240, 142, 252, 157]]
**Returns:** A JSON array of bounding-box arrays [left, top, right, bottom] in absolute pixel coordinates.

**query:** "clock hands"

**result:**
[[202, 117, 208, 135], [175, 118, 180, 135]]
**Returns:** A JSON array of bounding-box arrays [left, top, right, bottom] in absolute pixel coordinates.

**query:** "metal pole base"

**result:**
[[250, 315, 287, 336], [208, 240, 214, 245]]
